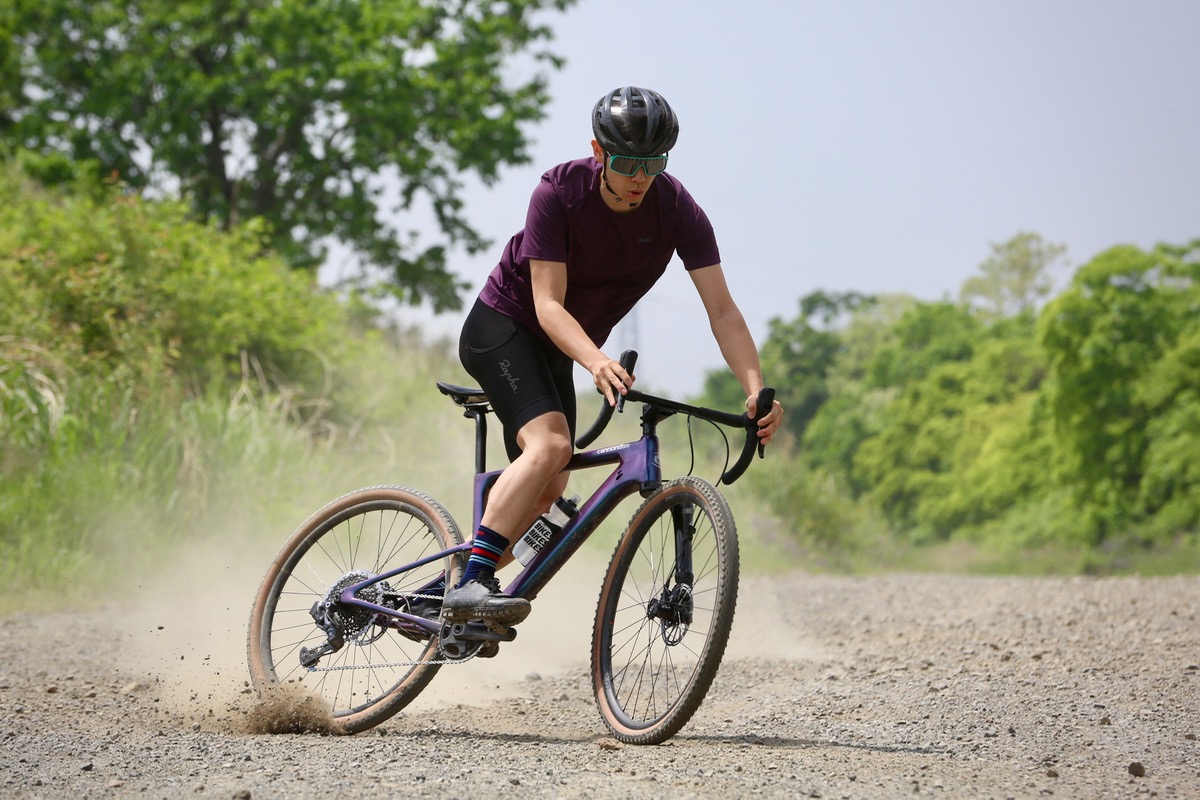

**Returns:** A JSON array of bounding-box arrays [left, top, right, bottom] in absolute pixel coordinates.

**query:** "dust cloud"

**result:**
[[111, 496, 818, 739], [243, 683, 335, 734], [112, 502, 613, 737]]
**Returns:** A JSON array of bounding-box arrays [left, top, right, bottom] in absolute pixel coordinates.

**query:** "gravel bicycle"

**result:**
[[246, 351, 774, 744]]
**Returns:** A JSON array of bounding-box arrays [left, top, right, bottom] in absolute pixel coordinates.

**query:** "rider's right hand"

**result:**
[[588, 355, 634, 406]]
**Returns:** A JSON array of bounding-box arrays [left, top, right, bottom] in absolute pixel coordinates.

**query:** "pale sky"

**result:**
[[356, 0, 1200, 396]]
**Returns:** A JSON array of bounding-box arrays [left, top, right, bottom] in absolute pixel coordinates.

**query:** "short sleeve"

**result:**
[[674, 187, 721, 270], [516, 177, 569, 263]]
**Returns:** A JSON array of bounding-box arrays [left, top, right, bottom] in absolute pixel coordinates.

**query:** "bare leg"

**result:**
[[479, 410, 573, 542], [441, 411, 573, 622], [494, 471, 570, 570]]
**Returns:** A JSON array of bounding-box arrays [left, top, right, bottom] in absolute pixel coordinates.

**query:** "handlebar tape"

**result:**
[[575, 350, 639, 449], [720, 386, 776, 485], [754, 387, 775, 459], [615, 350, 637, 414]]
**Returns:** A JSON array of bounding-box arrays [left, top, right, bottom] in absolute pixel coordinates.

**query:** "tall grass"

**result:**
[[0, 323, 483, 612], [0, 161, 489, 611]]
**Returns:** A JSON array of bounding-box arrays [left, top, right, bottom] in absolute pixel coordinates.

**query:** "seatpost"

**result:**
[[465, 408, 488, 474]]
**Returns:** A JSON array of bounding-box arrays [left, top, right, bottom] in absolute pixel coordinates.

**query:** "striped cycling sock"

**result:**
[[457, 525, 509, 587]]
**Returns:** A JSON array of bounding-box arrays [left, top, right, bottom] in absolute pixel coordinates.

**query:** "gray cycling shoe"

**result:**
[[440, 576, 531, 625]]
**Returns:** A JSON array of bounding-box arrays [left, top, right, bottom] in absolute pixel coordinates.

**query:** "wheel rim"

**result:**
[[599, 490, 727, 731], [257, 498, 453, 720]]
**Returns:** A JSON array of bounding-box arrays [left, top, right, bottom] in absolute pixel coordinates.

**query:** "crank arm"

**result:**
[[440, 620, 518, 643]]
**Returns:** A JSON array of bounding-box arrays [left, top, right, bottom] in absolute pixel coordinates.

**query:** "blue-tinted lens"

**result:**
[[607, 154, 668, 177]]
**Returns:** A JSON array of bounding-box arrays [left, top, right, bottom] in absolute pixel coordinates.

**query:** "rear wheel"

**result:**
[[591, 476, 739, 744], [247, 485, 463, 734]]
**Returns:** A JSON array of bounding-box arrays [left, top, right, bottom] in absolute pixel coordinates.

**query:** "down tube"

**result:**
[[505, 438, 662, 601]]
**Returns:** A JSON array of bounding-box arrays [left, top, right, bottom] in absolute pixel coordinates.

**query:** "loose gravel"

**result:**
[[2, 568, 1198, 799]]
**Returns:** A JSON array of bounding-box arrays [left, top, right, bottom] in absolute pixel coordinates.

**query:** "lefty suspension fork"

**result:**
[[671, 504, 696, 589], [646, 503, 695, 638]]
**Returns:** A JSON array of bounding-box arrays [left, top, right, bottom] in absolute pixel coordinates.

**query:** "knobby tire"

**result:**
[[590, 476, 739, 744], [246, 486, 463, 734]]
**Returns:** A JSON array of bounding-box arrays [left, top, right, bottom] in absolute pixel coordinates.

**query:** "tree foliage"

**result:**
[[853, 315, 1052, 539], [864, 301, 981, 389], [6, 0, 576, 310], [0, 160, 344, 420], [758, 290, 874, 438], [743, 232, 1199, 553], [960, 231, 1067, 319], [0, 163, 476, 605], [697, 290, 875, 437], [0, 5, 20, 137], [1039, 241, 1200, 537]]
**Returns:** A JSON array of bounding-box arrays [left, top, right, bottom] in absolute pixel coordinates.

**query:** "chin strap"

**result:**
[[601, 162, 638, 208]]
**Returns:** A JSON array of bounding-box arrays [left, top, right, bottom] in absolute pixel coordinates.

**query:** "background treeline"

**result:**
[[704, 233, 1200, 570], [3, 158, 1197, 617], [2, 0, 651, 614], [3, 0, 582, 610]]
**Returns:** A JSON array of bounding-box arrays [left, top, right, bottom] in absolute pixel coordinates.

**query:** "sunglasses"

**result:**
[[606, 153, 669, 177]]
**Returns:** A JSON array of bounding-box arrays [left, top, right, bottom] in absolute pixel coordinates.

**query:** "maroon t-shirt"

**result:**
[[478, 157, 721, 347]]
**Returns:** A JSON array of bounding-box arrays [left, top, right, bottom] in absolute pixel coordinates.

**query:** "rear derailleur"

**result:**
[[300, 570, 391, 668]]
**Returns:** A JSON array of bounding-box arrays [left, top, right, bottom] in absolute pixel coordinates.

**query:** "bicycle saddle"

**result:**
[[436, 381, 490, 409]]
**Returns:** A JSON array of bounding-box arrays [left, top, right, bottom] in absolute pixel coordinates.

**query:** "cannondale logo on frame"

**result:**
[[499, 359, 520, 393]]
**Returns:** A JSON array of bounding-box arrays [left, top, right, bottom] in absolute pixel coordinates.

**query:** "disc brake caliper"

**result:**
[[647, 583, 693, 646]]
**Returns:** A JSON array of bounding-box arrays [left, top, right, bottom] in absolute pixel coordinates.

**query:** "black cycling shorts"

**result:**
[[458, 299, 576, 462]]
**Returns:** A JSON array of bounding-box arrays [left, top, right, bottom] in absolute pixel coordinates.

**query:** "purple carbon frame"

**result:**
[[338, 432, 664, 639]]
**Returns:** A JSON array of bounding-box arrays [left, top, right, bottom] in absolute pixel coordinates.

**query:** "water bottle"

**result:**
[[512, 495, 580, 566]]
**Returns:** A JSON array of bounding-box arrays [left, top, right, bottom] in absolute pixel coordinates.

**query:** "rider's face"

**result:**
[[591, 140, 658, 208]]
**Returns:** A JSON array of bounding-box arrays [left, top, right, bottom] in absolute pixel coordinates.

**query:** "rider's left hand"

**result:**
[[746, 395, 783, 446]]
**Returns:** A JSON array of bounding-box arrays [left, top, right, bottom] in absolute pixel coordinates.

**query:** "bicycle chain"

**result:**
[[305, 592, 479, 671], [305, 650, 476, 671]]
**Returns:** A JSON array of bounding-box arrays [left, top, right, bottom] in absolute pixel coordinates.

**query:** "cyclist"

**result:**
[[441, 85, 784, 624]]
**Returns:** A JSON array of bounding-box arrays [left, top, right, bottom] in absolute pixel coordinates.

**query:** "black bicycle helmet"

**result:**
[[591, 86, 679, 157]]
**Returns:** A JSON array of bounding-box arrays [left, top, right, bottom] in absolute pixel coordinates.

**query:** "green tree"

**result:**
[[698, 290, 875, 431], [1136, 324, 1200, 536], [0, 5, 20, 137], [852, 312, 1055, 539], [0, 161, 342, 401], [7, 0, 576, 311], [960, 232, 1067, 320], [799, 294, 912, 494], [752, 290, 875, 439], [1038, 241, 1200, 539], [865, 301, 981, 389]]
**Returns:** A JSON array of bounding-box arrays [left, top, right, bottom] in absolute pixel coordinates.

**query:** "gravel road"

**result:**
[[2, 551, 1198, 799]]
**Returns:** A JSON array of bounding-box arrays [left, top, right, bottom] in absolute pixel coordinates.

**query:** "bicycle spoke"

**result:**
[[248, 487, 462, 733], [593, 478, 738, 744]]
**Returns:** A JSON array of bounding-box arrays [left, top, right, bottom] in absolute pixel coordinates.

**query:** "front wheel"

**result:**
[[247, 485, 463, 734], [591, 476, 739, 744]]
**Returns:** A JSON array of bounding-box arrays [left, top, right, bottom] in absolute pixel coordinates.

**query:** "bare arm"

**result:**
[[689, 263, 784, 443], [529, 259, 632, 405]]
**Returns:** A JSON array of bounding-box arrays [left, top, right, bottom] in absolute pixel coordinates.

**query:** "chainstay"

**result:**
[[303, 592, 485, 670], [305, 650, 476, 670]]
